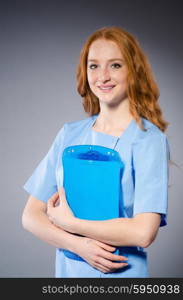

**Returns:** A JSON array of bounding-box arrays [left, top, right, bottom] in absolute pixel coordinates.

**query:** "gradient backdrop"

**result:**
[[0, 0, 182, 277]]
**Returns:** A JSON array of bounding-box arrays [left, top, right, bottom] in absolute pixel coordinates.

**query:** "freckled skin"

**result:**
[[87, 39, 128, 107]]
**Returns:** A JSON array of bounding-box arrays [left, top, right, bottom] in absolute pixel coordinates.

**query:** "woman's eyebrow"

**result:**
[[88, 58, 124, 62]]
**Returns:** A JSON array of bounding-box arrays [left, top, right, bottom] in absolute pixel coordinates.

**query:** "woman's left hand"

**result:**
[[47, 187, 75, 231]]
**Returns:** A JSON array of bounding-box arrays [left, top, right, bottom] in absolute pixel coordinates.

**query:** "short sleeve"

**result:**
[[23, 125, 65, 203], [132, 131, 170, 227]]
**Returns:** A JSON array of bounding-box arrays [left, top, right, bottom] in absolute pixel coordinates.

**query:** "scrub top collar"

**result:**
[[89, 114, 138, 150]]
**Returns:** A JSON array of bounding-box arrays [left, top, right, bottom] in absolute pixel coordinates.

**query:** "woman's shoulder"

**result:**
[[63, 114, 96, 135], [131, 117, 170, 159], [66, 114, 95, 129], [133, 117, 168, 146], [142, 117, 167, 137], [62, 114, 97, 140], [53, 115, 96, 144]]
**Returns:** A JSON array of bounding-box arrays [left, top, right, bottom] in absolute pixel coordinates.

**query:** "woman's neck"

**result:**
[[95, 99, 133, 132]]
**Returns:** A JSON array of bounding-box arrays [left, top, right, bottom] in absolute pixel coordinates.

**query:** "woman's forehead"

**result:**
[[88, 39, 123, 60]]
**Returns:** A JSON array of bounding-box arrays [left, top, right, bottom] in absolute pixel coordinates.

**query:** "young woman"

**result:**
[[22, 26, 170, 278]]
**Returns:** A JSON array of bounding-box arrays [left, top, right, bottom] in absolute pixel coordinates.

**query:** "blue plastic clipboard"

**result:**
[[61, 145, 124, 261]]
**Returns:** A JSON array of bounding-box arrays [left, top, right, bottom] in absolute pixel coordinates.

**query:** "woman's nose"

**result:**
[[98, 68, 111, 82]]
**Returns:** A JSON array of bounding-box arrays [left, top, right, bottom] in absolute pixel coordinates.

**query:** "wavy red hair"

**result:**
[[76, 26, 169, 132]]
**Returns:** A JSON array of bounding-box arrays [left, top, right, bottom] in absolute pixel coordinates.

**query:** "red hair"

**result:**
[[76, 26, 169, 132]]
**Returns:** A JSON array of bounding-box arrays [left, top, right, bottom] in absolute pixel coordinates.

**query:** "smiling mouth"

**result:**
[[98, 86, 115, 92]]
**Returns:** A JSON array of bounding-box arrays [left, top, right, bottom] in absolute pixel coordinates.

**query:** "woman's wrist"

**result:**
[[67, 234, 84, 255], [61, 216, 78, 234]]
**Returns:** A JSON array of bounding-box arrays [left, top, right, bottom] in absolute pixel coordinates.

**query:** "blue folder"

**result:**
[[61, 145, 124, 261]]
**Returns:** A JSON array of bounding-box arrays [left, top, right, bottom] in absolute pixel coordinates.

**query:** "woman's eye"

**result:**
[[89, 64, 97, 69], [88, 63, 122, 70], [111, 63, 121, 69]]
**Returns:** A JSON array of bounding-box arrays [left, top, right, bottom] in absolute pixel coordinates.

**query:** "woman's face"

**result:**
[[87, 39, 128, 106]]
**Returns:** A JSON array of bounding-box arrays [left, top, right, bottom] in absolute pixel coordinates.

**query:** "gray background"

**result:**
[[0, 0, 182, 277]]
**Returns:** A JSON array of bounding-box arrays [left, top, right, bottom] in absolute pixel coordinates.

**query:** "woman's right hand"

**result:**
[[76, 237, 128, 274]]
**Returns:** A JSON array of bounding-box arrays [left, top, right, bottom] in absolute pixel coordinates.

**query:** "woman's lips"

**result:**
[[98, 85, 115, 92]]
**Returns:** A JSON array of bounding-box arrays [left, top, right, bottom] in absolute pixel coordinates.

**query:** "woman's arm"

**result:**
[[68, 213, 161, 248], [22, 195, 83, 253], [22, 195, 129, 273], [47, 188, 161, 248]]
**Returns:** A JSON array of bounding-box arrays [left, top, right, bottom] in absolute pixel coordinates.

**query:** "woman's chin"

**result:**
[[99, 97, 125, 108]]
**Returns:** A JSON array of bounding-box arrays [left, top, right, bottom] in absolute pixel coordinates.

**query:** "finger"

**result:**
[[102, 251, 128, 262], [54, 198, 60, 206], [98, 257, 128, 270], [58, 187, 68, 206], [48, 216, 53, 222], [94, 263, 110, 274], [94, 240, 116, 252], [110, 261, 129, 270], [58, 187, 70, 208], [47, 192, 59, 208], [58, 186, 66, 199], [47, 193, 59, 208]]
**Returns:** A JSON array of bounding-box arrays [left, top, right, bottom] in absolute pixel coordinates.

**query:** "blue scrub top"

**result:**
[[23, 114, 170, 278]]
